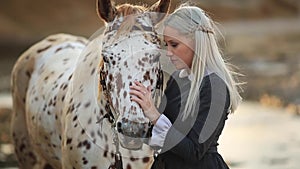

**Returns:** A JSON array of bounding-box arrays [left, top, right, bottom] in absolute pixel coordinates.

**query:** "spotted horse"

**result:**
[[10, 0, 170, 168]]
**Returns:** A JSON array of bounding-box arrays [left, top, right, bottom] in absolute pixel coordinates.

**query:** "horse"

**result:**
[[10, 0, 170, 168]]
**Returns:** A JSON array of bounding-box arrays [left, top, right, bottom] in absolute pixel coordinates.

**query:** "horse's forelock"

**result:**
[[116, 3, 147, 16], [112, 4, 153, 40]]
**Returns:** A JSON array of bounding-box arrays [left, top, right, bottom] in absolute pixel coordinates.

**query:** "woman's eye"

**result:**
[[170, 42, 178, 48], [164, 42, 178, 48]]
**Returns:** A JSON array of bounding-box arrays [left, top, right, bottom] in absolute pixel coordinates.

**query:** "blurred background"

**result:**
[[0, 0, 299, 168]]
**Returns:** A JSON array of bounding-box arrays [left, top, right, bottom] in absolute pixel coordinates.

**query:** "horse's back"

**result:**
[[11, 33, 88, 169]]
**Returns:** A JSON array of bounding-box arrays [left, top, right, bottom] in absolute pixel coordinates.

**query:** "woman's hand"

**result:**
[[129, 81, 160, 124]]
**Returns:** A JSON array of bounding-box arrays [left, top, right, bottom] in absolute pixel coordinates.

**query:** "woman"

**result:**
[[130, 4, 242, 169]]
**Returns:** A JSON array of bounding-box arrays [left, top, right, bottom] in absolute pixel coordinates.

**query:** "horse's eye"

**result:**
[[102, 55, 109, 63]]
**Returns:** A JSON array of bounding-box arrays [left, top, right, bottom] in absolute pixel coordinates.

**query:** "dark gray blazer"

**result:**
[[152, 71, 230, 169]]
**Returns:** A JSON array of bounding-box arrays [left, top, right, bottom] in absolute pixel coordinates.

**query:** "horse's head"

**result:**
[[97, 0, 170, 150]]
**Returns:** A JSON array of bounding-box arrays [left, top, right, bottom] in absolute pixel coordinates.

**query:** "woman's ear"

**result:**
[[149, 0, 171, 24], [97, 0, 117, 23]]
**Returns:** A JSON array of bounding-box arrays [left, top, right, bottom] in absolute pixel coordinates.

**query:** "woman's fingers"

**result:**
[[130, 81, 148, 95], [130, 86, 145, 96], [130, 89, 150, 111], [130, 95, 143, 105], [129, 89, 144, 99], [129, 81, 153, 111], [129, 82, 159, 122], [147, 86, 152, 92], [134, 80, 143, 86]]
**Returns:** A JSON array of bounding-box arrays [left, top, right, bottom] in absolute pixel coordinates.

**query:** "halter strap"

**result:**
[[105, 20, 153, 34], [99, 65, 117, 124]]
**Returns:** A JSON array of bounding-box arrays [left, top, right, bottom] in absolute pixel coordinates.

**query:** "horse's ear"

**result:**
[[97, 0, 117, 23], [149, 0, 171, 24]]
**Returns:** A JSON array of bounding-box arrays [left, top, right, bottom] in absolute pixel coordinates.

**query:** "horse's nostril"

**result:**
[[117, 122, 122, 133]]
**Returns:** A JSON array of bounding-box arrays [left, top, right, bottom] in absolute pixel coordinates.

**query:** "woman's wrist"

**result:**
[[145, 107, 161, 125], [150, 114, 160, 125]]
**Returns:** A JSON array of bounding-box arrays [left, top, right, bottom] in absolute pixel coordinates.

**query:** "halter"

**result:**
[[97, 13, 164, 168], [104, 13, 154, 34], [98, 62, 163, 169], [105, 20, 154, 34]]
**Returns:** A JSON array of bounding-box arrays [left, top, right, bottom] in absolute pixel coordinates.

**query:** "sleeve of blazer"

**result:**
[[161, 74, 230, 163]]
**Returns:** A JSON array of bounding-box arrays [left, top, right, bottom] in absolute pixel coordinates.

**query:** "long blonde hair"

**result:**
[[164, 4, 242, 120]]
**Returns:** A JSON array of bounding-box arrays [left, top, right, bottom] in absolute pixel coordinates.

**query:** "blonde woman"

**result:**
[[130, 4, 242, 169]]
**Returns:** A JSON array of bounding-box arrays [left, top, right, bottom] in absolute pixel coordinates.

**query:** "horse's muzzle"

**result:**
[[117, 119, 153, 150]]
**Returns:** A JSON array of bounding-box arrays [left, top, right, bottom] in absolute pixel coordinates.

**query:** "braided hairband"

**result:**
[[192, 24, 214, 34]]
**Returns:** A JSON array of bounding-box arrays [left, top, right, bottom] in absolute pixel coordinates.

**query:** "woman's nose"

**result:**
[[166, 50, 173, 57]]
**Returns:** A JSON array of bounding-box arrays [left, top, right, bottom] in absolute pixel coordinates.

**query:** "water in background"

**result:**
[[219, 102, 300, 169]]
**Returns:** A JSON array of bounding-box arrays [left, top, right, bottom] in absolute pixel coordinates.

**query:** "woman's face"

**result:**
[[163, 26, 195, 69]]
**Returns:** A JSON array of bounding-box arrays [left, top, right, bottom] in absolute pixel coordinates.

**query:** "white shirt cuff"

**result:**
[[149, 114, 172, 147]]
